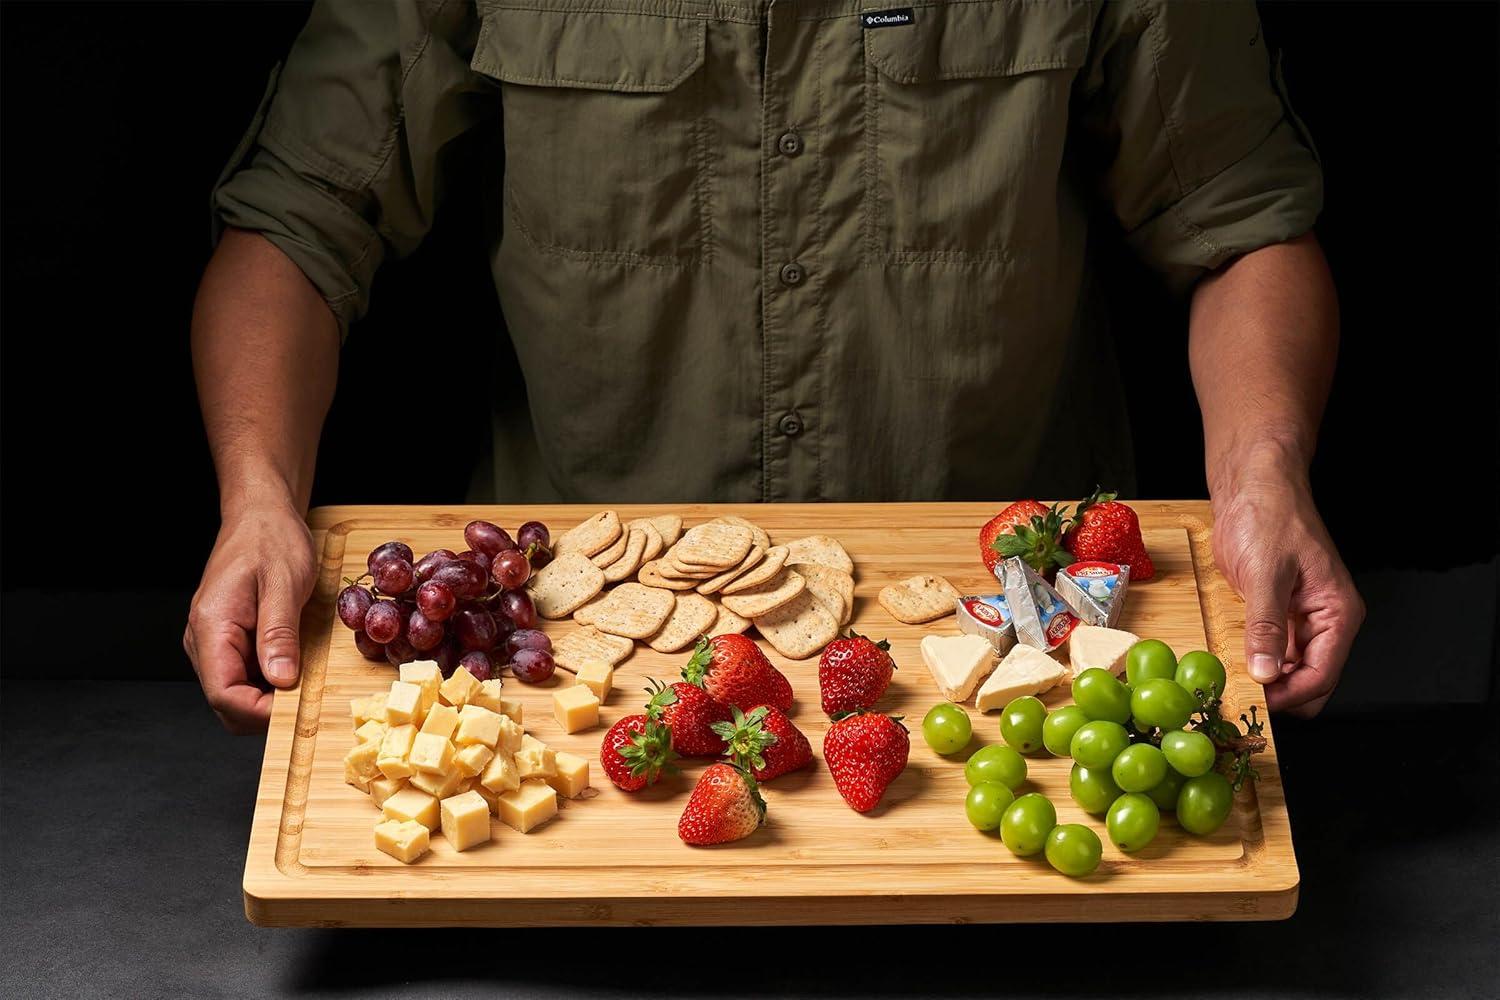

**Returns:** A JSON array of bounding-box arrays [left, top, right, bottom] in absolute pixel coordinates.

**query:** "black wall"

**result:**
[[2, 2, 1496, 689]]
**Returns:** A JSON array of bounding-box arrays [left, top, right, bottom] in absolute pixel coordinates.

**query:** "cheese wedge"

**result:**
[[1068, 625, 1139, 677], [920, 634, 997, 702], [975, 643, 1068, 712]]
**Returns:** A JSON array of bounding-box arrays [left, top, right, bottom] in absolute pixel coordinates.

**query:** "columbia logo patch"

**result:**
[[861, 8, 915, 29]]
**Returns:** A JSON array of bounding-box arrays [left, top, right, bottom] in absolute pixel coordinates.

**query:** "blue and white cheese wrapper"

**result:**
[[954, 594, 1017, 657], [1055, 561, 1131, 628], [998, 556, 1081, 652]]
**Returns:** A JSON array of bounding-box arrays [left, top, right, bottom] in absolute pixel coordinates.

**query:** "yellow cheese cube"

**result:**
[[574, 659, 614, 701], [471, 678, 505, 714], [343, 740, 381, 792], [351, 692, 388, 727], [453, 742, 494, 778], [419, 703, 460, 740], [498, 780, 558, 833], [377, 724, 418, 780], [479, 748, 520, 794], [499, 698, 524, 725], [546, 751, 591, 799], [381, 787, 439, 830], [409, 761, 467, 799], [515, 745, 557, 781], [374, 818, 430, 864], [354, 719, 387, 744], [520, 733, 545, 752], [440, 790, 493, 852], [473, 784, 500, 815], [409, 733, 455, 775], [399, 659, 443, 713], [455, 705, 504, 748], [439, 668, 481, 708], [552, 685, 600, 734], [369, 776, 407, 808], [494, 715, 524, 753], [385, 681, 426, 726]]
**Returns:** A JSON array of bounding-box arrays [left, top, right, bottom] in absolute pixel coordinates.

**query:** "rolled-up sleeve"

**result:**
[[1074, 0, 1323, 292], [212, 0, 491, 334]]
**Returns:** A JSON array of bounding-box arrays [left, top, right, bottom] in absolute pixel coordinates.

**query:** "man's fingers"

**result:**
[[211, 686, 276, 735], [257, 571, 304, 688], [1242, 558, 1296, 684], [191, 614, 271, 732]]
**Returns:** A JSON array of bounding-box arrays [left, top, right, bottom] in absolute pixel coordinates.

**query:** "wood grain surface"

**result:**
[[244, 502, 1297, 926]]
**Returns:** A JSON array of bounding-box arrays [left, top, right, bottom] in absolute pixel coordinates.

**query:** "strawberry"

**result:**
[[823, 712, 910, 813], [678, 762, 766, 845], [1066, 488, 1155, 581], [600, 713, 677, 792], [818, 630, 896, 716], [978, 500, 1047, 574], [984, 500, 1074, 578], [711, 704, 812, 781], [648, 678, 734, 757], [681, 634, 793, 712]]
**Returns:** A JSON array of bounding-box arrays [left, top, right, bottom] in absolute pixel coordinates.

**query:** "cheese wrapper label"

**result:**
[[998, 557, 1080, 652], [955, 594, 1017, 656], [1055, 561, 1130, 628]]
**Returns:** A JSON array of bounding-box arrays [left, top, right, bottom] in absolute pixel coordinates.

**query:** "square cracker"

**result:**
[[719, 545, 788, 595], [554, 510, 622, 559], [696, 545, 765, 596], [721, 568, 806, 618], [784, 535, 854, 575], [552, 626, 634, 672], [650, 514, 683, 547], [589, 583, 677, 639], [526, 552, 606, 619], [672, 522, 754, 569], [878, 574, 963, 624], [646, 593, 718, 653], [572, 592, 609, 626], [660, 552, 723, 579], [716, 515, 770, 550], [627, 518, 665, 563], [797, 562, 855, 626], [637, 560, 701, 591], [710, 603, 753, 636], [590, 527, 630, 568], [601, 528, 648, 583], [754, 590, 839, 660]]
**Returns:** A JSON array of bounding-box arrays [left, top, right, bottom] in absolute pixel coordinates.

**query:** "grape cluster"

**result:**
[[336, 520, 560, 684]]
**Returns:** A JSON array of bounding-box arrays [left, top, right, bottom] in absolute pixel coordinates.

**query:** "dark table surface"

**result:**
[[3, 678, 1496, 1000]]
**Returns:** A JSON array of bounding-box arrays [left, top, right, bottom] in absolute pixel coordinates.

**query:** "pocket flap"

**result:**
[[864, 1, 1091, 83], [472, 4, 706, 93]]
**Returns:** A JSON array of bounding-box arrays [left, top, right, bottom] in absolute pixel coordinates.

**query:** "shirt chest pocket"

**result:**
[[862, 1, 1091, 262], [471, 2, 709, 263]]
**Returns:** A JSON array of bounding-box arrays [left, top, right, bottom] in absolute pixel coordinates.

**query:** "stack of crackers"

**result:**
[[524, 511, 856, 665]]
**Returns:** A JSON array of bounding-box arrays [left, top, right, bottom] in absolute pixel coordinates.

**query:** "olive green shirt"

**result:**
[[214, 0, 1321, 503]]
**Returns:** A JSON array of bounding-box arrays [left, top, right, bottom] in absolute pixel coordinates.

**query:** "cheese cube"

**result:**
[[381, 787, 440, 830], [439, 668, 481, 708], [552, 685, 600, 734], [419, 703, 460, 740], [377, 724, 418, 780], [919, 633, 997, 702], [409, 762, 467, 799], [343, 740, 381, 792], [471, 678, 505, 714], [374, 818, 430, 864], [473, 784, 500, 815], [351, 692, 388, 727], [546, 751, 590, 799], [515, 745, 557, 781], [385, 681, 426, 726], [499, 698, 524, 725], [520, 733, 545, 752], [494, 715, 524, 753], [399, 659, 443, 713], [1068, 626, 1140, 677], [369, 776, 407, 808], [497, 780, 558, 833], [455, 705, 504, 748], [479, 748, 520, 794], [975, 644, 1069, 712], [453, 742, 494, 778], [354, 719, 387, 745], [440, 790, 493, 852], [409, 733, 455, 775], [574, 659, 613, 701]]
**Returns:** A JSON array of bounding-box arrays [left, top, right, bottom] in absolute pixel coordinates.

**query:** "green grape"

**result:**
[[965, 781, 1014, 831], [1042, 705, 1090, 756], [1106, 792, 1161, 853], [964, 744, 1028, 790], [1160, 729, 1216, 777], [1045, 823, 1103, 877], [1175, 650, 1228, 700], [1000, 696, 1048, 755], [1069, 763, 1122, 815], [1126, 639, 1178, 687], [1145, 766, 1186, 811], [1130, 678, 1198, 731], [922, 702, 973, 755], [1000, 793, 1057, 857], [1111, 743, 1168, 793], [1069, 720, 1130, 769], [1071, 668, 1132, 724], [1177, 772, 1234, 835]]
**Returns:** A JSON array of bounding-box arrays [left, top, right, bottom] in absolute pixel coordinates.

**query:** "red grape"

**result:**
[[413, 549, 457, 585], [432, 640, 459, 678], [433, 559, 487, 600], [459, 650, 494, 682], [505, 629, 552, 658], [517, 520, 550, 551], [527, 543, 554, 570], [367, 541, 413, 574], [492, 613, 516, 647], [453, 606, 498, 652], [407, 610, 446, 652], [337, 585, 373, 630], [373, 557, 414, 595], [352, 630, 386, 661], [457, 549, 492, 575], [416, 579, 456, 622], [464, 520, 516, 557], [511, 648, 556, 684], [491, 549, 531, 590], [499, 589, 537, 629], [384, 636, 416, 668], [363, 600, 402, 644]]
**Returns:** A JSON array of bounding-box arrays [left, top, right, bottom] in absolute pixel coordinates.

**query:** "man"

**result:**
[[187, 1, 1363, 732]]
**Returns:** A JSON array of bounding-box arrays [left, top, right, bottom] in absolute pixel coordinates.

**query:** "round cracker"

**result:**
[[720, 568, 806, 618]]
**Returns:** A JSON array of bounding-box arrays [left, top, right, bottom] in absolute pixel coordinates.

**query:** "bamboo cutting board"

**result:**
[[244, 502, 1297, 926]]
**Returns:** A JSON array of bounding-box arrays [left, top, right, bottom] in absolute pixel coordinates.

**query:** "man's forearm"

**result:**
[[191, 228, 339, 517]]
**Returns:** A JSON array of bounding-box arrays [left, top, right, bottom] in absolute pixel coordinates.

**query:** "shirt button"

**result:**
[[779, 262, 806, 287], [778, 413, 804, 437], [778, 131, 803, 156]]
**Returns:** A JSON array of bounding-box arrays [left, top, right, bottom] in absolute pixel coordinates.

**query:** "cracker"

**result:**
[[552, 626, 634, 672], [720, 568, 806, 618], [784, 534, 854, 574], [753, 590, 839, 660], [526, 552, 606, 619], [797, 563, 856, 626], [637, 560, 701, 591], [710, 603, 753, 636], [650, 514, 683, 547], [554, 510, 622, 559], [646, 593, 718, 653], [672, 522, 753, 569], [696, 545, 765, 596], [660, 552, 722, 579], [589, 527, 630, 568], [601, 527, 647, 584], [878, 574, 963, 624], [719, 545, 789, 595], [589, 583, 677, 639], [627, 518, 665, 563], [572, 592, 609, 626], [717, 515, 770, 550]]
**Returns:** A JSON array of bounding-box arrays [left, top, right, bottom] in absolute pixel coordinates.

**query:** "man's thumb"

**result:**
[[258, 577, 302, 687], [1243, 562, 1294, 684]]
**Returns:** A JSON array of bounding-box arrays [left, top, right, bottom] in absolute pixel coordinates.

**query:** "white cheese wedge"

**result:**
[[920, 634, 997, 702], [1068, 625, 1139, 677], [975, 643, 1068, 712]]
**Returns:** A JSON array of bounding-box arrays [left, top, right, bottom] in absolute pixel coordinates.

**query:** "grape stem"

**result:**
[[1189, 690, 1268, 792]]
